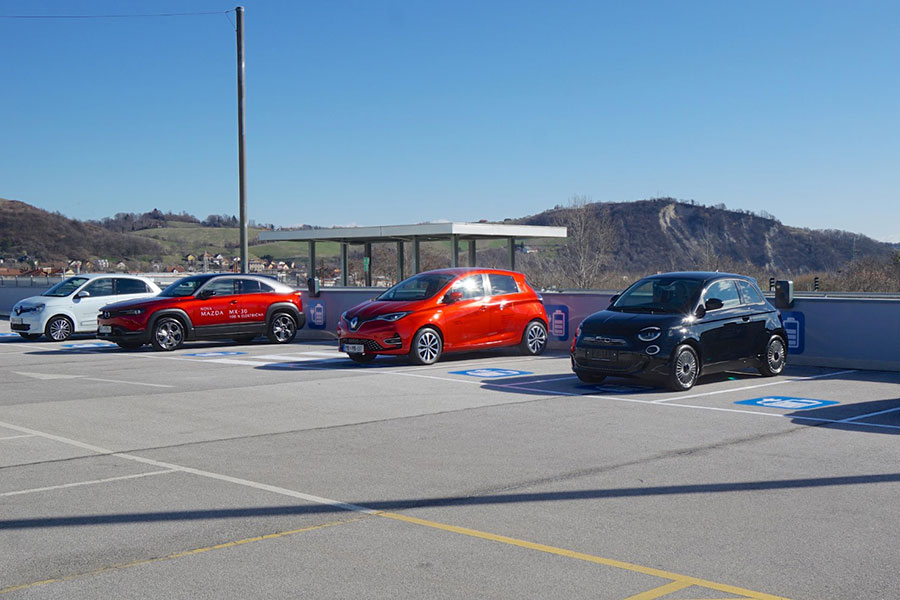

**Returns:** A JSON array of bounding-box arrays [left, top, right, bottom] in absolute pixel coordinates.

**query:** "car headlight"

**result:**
[[120, 308, 145, 316], [374, 311, 411, 322], [637, 326, 662, 342]]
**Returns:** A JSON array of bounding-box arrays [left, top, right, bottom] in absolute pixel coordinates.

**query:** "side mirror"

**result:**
[[198, 289, 216, 300], [443, 290, 464, 304], [705, 298, 724, 311], [76, 291, 91, 298]]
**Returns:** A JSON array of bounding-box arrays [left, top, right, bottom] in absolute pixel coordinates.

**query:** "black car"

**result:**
[[571, 272, 787, 391]]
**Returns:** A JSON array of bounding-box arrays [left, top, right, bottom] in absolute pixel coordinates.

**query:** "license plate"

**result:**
[[98, 325, 112, 334], [589, 349, 618, 361], [11, 317, 23, 325], [343, 343, 365, 354]]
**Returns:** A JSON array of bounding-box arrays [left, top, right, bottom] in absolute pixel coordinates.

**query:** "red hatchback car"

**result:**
[[97, 273, 305, 351], [337, 268, 549, 364]]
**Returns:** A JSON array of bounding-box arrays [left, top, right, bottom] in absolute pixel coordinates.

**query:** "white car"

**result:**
[[10, 274, 162, 342]]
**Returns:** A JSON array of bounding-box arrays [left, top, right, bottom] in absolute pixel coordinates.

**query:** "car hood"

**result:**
[[580, 310, 687, 335], [345, 299, 425, 320], [100, 296, 170, 311], [12, 295, 52, 312]]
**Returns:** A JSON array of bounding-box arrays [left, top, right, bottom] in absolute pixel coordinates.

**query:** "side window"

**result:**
[[737, 280, 765, 305], [236, 279, 263, 294], [202, 279, 236, 297], [451, 275, 485, 300], [703, 280, 741, 309], [488, 274, 519, 296], [82, 278, 115, 297], [116, 278, 149, 295]]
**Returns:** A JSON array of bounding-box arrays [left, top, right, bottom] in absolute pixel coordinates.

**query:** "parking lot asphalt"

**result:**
[[1, 320, 899, 599]]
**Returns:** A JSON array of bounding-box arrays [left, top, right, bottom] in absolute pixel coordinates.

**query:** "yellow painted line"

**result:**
[[623, 580, 692, 599], [377, 511, 790, 600], [0, 516, 365, 596]]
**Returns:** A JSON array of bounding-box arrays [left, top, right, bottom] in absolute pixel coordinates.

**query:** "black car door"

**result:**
[[697, 279, 752, 368]]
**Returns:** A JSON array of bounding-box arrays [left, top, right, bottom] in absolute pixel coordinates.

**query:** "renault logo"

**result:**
[[350, 316, 359, 330]]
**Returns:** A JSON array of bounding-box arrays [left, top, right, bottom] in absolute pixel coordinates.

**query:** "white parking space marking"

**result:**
[[12, 372, 173, 388], [1, 469, 177, 497], [14, 372, 81, 380], [649, 369, 858, 403], [839, 406, 900, 423], [0, 434, 36, 441]]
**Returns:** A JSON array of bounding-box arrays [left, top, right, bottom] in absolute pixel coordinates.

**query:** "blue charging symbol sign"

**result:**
[[781, 310, 805, 354], [545, 304, 569, 340]]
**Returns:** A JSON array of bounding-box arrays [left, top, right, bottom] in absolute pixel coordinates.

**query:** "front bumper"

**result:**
[[337, 319, 407, 355], [9, 314, 43, 333], [571, 345, 671, 380], [96, 319, 151, 345]]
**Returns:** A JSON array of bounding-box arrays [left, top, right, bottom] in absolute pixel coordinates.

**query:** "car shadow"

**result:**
[[788, 397, 900, 434]]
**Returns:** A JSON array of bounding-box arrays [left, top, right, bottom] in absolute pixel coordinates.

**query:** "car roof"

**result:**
[[642, 271, 755, 284], [416, 267, 522, 277], [66, 273, 154, 281]]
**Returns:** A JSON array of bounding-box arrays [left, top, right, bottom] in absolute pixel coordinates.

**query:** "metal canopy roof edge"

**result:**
[[258, 222, 568, 243]]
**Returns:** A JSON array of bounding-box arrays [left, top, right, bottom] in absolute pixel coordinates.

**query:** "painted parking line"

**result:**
[[0, 418, 789, 600], [1, 469, 176, 497], [12, 372, 174, 389], [0, 434, 36, 441], [649, 369, 858, 404]]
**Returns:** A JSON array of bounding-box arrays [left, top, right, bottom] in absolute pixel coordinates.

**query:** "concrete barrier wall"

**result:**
[[3, 281, 898, 372]]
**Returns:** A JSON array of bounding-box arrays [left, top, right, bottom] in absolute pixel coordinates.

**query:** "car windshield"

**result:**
[[41, 277, 89, 297], [376, 273, 455, 301], [159, 274, 217, 297], [611, 277, 703, 314]]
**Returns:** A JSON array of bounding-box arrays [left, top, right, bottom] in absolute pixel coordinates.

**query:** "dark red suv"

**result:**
[[97, 273, 305, 351]]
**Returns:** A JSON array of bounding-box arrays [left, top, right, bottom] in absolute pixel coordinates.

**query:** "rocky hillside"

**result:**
[[519, 198, 892, 274]]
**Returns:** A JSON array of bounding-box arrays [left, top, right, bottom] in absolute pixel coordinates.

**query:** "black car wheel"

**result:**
[[45, 315, 74, 342], [349, 353, 376, 364], [520, 320, 548, 356], [758, 335, 787, 377], [151, 317, 185, 351], [267, 312, 297, 344], [18, 333, 42, 340], [575, 370, 606, 384], [667, 344, 699, 391], [409, 327, 442, 365]]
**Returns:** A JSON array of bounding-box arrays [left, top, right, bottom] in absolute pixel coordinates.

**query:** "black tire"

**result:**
[[520, 320, 548, 356], [667, 344, 699, 391], [232, 335, 256, 344], [409, 327, 442, 365], [116, 341, 144, 350], [151, 317, 185, 351], [267, 312, 297, 344], [575, 370, 606, 384], [18, 333, 42, 340], [758, 334, 787, 377], [349, 353, 376, 364], [45, 315, 74, 342]]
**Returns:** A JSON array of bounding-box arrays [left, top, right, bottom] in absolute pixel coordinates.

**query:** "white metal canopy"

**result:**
[[258, 222, 567, 285]]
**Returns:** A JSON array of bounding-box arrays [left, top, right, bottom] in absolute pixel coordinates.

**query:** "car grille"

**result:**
[[341, 338, 384, 351], [574, 349, 647, 373], [580, 335, 627, 346]]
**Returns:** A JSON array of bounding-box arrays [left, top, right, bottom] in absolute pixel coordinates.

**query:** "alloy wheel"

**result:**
[[415, 330, 441, 364], [47, 317, 72, 341]]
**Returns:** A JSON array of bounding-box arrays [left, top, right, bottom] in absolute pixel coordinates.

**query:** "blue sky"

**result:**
[[2, 1, 898, 242]]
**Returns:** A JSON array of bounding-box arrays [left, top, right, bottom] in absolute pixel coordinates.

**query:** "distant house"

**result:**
[[116, 261, 127, 271]]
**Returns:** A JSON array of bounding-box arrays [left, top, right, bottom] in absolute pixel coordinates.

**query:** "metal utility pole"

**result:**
[[236, 6, 248, 273]]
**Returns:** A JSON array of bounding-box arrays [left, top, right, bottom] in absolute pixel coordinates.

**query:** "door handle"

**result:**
[[230, 300, 239, 305]]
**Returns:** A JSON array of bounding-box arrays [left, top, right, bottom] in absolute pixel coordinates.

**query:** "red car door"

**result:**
[[483, 273, 525, 345], [439, 274, 491, 349], [234, 277, 271, 325], [188, 277, 241, 328]]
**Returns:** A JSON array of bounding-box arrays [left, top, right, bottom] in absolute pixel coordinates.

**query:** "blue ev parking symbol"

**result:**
[[736, 396, 838, 410]]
